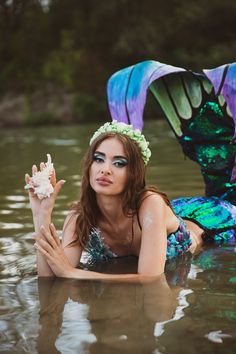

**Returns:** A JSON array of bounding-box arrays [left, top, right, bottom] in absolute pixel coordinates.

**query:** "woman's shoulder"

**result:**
[[63, 210, 79, 231], [140, 190, 167, 206], [66, 209, 79, 219], [136, 191, 169, 231], [138, 191, 169, 219], [62, 210, 80, 247]]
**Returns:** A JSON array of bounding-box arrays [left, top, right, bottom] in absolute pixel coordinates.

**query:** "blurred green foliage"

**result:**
[[23, 95, 57, 125], [71, 93, 107, 121], [42, 30, 81, 89], [0, 0, 235, 123]]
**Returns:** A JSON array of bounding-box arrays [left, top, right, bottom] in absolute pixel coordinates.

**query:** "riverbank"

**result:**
[[0, 88, 108, 127]]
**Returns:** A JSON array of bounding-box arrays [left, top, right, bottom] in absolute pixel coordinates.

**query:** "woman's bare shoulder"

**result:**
[[140, 191, 167, 208], [62, 210, 79, 235], [62, 210, 80, 247], [138, 191, 168, 224]]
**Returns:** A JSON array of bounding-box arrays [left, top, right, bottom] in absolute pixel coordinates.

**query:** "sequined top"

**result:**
[[84, 216, 192, 264]]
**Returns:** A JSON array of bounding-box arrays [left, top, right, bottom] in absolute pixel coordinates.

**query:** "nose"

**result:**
[[100, 161, 112, 175]]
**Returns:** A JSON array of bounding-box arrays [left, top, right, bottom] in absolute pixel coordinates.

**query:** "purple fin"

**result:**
[[107, 60, 185, 130]]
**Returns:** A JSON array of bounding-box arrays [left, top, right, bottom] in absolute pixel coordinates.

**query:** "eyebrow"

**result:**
[[94, 151, 128, 159]]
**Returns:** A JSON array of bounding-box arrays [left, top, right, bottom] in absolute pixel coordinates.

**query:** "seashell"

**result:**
[[25, 154, 54, 199]]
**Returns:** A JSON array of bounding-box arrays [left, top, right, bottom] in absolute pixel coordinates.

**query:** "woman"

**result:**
[[25, 121, 236, 280]]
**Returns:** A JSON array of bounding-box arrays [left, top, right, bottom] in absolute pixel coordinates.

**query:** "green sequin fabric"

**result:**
[[167, 99, 236, 243], [180, 101, 236, 204], [171, 196, 236, 243]]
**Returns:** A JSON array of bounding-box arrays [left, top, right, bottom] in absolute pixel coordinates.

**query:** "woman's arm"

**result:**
[[61, 211, 82, 268], [137, 194, 168, 276], [35, 224, 154, 281], [35, 211, 82, 277], [36, 223, 157, 281], [35, 195, 168, 281], [25, 164, 65, 276]]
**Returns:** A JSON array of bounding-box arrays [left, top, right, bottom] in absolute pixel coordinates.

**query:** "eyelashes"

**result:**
[[92, 153, 128, 167], [93, 153, 104, 163], [113, 159, 128, 167]]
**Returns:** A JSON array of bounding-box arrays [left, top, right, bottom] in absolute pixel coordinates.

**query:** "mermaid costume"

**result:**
[[108, 62, 236, 241], [86, 60, 236, 263], [85, 216, 192, 263]]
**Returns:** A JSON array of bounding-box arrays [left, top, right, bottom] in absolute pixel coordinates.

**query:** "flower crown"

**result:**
[[89, 120, 151, 165]]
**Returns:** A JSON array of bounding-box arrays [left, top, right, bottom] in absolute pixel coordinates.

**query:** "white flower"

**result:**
[[139, 140, 148, 150], [90, 121, 151, 165]]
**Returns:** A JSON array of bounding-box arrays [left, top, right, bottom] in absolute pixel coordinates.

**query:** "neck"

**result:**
[[96, 195, 124, 223]]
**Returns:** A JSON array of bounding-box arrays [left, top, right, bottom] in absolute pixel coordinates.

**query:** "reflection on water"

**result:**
[[1, 254, 236, 354], [37, 272, 182, 354], [0, 258, 193, 354], [0, 121, 236, 353]]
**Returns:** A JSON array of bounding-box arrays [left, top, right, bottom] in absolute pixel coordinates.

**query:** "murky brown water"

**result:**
[[0, 120, 236, 353]]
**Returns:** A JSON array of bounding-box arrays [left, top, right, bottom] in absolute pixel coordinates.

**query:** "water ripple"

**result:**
[[0, 223, 24, 230], [42, 138, 78, 146], [5, 196, 27, 202]]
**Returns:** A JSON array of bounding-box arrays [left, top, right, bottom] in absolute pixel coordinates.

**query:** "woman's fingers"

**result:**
[[35, 240, 49, 253], [34, 242, 53, 261], [25, 173, 36, 196], [54, 180, 66, 197], [40, 225, 58, 248], [49, 223, 60, 246], [50, 169, 57, 187], [36, 237, 55, 255]]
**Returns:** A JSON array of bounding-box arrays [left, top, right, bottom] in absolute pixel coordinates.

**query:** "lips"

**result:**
[[96, 177, 113, 186]]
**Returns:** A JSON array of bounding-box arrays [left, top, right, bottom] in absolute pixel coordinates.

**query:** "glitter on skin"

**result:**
[[142, 212, 153, 228]]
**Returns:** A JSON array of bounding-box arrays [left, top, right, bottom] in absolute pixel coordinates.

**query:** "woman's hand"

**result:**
[[25, 163, 65, 231], [35, 224, 75, 278], [25, 160, 66, 277], [25, 163, 65, 216]]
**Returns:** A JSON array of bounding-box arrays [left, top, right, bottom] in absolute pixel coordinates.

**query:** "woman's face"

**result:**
[[89, 137, 128, 196]]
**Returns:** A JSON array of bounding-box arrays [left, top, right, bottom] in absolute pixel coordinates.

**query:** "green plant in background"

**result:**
[[23, 95, 57, 125], [72, 93, 107, 121], [25, 110, 57, 125], [42, 30, 81, 90], [0, 0, 236, 126]]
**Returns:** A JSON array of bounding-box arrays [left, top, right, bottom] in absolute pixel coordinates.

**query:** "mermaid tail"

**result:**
[[171, 197, 236, 243], [107, 60, 236, 242], [107, 60, 236, 205]]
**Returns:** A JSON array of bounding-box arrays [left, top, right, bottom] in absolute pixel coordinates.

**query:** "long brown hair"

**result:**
[[72, 132, 170, 247]]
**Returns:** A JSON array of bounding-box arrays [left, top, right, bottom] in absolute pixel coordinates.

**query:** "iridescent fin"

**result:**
[[149, 71, 213, 137], [107, 60, 236, 204], [149, 70, 236, 202], [107, 60, 185, 130]]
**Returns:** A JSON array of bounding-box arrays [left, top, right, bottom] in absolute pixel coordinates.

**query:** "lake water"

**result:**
[[0, 120, 236, 354]]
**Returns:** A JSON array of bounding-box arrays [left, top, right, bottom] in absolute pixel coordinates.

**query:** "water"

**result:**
[[0, 120, 236, 353]]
